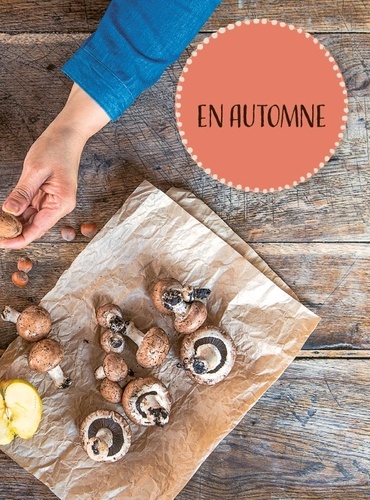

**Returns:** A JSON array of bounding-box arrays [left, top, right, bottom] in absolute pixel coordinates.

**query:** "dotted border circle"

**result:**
[[175, 19, 349, 193]]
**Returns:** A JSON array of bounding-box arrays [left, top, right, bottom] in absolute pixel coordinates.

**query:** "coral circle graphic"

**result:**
[[175, 19, 348, 192]]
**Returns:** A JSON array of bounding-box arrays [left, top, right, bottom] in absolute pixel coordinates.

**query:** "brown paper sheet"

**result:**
[[0, 181, 319, 499]]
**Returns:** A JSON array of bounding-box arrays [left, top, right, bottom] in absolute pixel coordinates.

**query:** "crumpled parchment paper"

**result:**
[[0, 181, 320, 500]]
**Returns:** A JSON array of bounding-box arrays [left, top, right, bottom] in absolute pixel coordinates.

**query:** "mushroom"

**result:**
[[1, 305, 51, 341], [151, 278, 210, 334], [100, 329, 125, 354], [95, 353, 129, 383], [123, 322, 170, 368], [0, 211, 22, 239], [180, 325, 236, 385], [28, 338, 72, 389], [152, 278, 211, 315], [173, 301, 208, 335], [80, 409, 131, 462], [96, 303, 128, 334], [122, 376, 171, 427], [99, 378, 123, 404]]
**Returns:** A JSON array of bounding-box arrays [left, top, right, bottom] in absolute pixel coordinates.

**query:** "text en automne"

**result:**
[[197, 104, 326, 128]]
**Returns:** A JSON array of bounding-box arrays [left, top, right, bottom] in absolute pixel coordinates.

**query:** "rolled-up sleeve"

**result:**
[[62, 0, 221, 120]]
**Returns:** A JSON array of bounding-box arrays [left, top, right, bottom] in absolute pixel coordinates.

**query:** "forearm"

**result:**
[[63, 0, 222, 120], [46, 83, 110, 145]]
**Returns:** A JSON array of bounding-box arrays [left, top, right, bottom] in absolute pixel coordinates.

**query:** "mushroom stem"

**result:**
[[188, 344, 222, 375], [94, 366, 106, 380], [1, 306, 20, 324], [110, 333, 124, 349], [87, 427, 113, 461], [182, 286, 211, 303], [97, 427, 113, 447], [108, 315, 128, 334], [124, 322, 144, 347], [139, 393, 169, 427], [47, 365, 72, 389], [161, 289, 188, 315]]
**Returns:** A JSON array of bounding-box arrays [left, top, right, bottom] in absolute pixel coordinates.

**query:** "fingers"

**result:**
[[2, 170, 47, 217], [0, 207, 65, 249]]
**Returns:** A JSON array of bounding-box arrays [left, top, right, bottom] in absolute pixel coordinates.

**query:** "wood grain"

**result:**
[[1, 359, 370, 499], [0, 0, 368, 34], [0, 33, 369, 245], [0, 242, 369, 351], [0, 1, 368, 498], [178, 359, 370, 499]]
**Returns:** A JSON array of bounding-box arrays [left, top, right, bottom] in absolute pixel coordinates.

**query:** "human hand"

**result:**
[[0, 126, 84, 249], [0, 84, 110, 249]]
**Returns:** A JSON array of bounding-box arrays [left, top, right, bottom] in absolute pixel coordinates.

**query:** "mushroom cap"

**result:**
[[96, 303, 127, 333], [96, 303, 124, 330], [100, 330, 125, 354], [173, 301, 208, 334], [180, 325, 236, 385], [136, 327, 170, 368], [0, 211, 22, 239], [102, 353, 128, 382], [28, 339, 64, 373], [151, 278, 182, 315], [100, 378, 124, 404], [16, 305, 52, 341], [80, 409, 131, 462], [122, 376, 172, 427]]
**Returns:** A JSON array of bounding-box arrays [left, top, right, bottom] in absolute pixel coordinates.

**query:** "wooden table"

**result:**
[[1, 1, 369, 498]]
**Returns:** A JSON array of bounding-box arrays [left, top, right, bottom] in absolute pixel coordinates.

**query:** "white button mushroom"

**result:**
[[28, 338, 72, 389], [1, 305, 51, 342], [180, 326, 236, 385], [151, 278, 210, 334], [123, 322, 170, 368], [80, 409, 131, 462], [122, 376, 172, 427]]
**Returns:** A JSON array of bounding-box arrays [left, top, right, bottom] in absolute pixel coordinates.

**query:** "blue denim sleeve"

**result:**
[[62, 0, 221, 120]]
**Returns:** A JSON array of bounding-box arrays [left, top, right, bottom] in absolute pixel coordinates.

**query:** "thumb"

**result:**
[[2, 174, 45, 216]]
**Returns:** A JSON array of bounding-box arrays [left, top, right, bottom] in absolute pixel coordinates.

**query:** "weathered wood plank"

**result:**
[[297, 349, 370, 358], [0, 243, 369, 351], [178, 359, 370, 499], [4, 348, 370, 359], [252, 242, 370, 350], [1, 359, 370, 499], [0, 33, 368, 244], [0, 0, 368, 34], [0, 449, 58, 499], [0, 243, 84, 348]]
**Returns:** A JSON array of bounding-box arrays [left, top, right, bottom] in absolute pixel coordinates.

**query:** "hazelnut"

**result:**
[[0, 211, 22, 239], [80, 222, 98, 239], [11, 271, 29, 288], [17, 257, 33, 273], [61, 226, 76, 241]]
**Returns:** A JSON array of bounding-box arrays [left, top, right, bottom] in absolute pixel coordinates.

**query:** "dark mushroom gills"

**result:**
[[122, 376, 172, 427], [80, 410, 132, 462], [180, 326, 236, 385]]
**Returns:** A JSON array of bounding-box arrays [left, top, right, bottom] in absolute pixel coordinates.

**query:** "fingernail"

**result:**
[[3, 199, 20, 214]]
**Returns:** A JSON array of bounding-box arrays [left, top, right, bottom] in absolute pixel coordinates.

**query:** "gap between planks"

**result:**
[[1, 348, 370, 359]]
